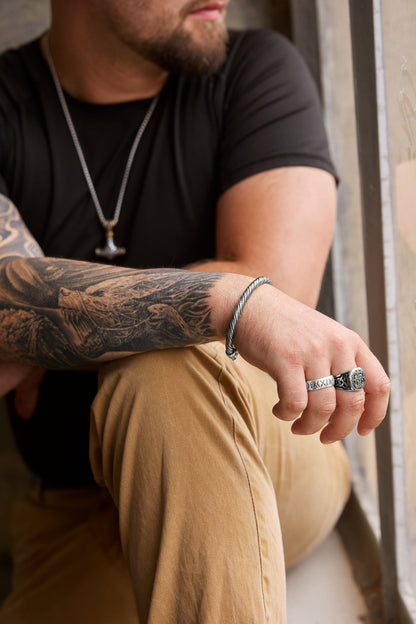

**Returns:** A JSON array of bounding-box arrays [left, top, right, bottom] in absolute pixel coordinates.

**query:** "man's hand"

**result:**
[[230, 284, 390, 444], [0, 363, 45, 419]]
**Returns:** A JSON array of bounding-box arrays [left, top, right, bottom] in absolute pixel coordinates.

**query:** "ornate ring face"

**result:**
[[333, 367, 366, 391]]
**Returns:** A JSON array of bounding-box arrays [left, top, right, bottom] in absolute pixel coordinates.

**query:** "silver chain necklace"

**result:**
[[44, 36, 159, 260]]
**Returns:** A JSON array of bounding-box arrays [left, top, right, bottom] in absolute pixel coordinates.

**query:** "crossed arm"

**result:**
[[0, 167, 390, 443], [0, 196, 229, 369]]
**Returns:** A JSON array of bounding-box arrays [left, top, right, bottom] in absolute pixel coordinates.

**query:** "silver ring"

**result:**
[[333, 367, 366, 391], [306, 375, 335, 391]]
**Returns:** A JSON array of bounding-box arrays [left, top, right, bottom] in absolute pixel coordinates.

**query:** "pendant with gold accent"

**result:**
[[95, 220, 126, 260]]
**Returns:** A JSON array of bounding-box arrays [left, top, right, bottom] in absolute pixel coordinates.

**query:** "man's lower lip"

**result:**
[[189, 8, 222, 20]]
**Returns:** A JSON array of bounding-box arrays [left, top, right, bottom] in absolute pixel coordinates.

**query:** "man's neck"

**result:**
[[42, 24, 168, 104]]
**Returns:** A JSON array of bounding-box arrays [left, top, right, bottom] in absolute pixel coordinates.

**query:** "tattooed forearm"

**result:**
[[0, 196, 224, 369], [0, 195, 44, 259], [0, 257, 222, 369]]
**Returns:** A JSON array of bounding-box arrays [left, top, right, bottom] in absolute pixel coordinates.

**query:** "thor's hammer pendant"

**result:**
[[95, 220, 126, 260]]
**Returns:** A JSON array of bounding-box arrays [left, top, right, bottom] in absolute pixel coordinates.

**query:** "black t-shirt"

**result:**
[[0, 29, 336, 487]]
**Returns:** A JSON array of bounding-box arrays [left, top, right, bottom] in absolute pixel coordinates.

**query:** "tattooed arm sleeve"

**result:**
[[0, 195, 237, 369], [0, 194, 44, 260]]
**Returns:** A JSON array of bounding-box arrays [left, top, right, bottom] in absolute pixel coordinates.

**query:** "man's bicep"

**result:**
[[215, 166, 337, 307], [0, 193, 44, 260], [213, 31, 337, 306]]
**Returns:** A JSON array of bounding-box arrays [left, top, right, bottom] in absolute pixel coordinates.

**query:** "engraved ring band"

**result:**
[[306, 367, 366, 392]]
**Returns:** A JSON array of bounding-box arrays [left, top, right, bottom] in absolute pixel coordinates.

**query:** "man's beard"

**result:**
[[130, 21, 229, 76]]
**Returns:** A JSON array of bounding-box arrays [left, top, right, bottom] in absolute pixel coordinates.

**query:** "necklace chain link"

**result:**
[[44, 36, 159, 257]]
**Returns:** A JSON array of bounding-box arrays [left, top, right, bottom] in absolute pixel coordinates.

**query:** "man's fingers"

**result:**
[[291, 349, 356, 437], [286, 344, 389, 443], [319, 389, 365, 444], [357, 369, 390, 435], [291, 363, 336, 435], [273, 367, 308, 422], [253, 294, 390, 443], [291, 386, 336, 436], [352, 346, 390, 435]]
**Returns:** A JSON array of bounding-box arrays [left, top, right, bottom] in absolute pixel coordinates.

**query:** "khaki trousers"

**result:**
[[1, 343, 350, 623]]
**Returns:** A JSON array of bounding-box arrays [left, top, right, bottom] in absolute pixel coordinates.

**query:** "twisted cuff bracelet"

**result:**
[[225, 276, 273, 361]]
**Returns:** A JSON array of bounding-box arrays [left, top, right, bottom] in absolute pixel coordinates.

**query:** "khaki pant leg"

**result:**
[[90, 343, 286, 624], [233, 357, 351, 569], [1, 342, 351, 624], [0, 484, 138, 624]]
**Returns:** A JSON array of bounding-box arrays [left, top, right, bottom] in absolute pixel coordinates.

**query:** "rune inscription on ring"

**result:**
[[306, 375, 335, 391], [333, 367, 366, 391]]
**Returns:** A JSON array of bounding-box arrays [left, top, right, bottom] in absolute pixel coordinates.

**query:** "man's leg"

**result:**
[[1, 343, 350, 624], [234, 356, 351, 569], [0, 483, 138, 624], [89, 342, 350, 623]]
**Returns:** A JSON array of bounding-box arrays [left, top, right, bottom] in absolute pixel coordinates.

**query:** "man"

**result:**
[[0, 1, 389, 622]]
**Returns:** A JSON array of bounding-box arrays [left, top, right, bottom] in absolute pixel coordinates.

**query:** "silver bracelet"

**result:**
[[225, 276, 273, 360]]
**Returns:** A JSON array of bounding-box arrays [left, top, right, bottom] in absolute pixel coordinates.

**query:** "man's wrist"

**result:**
[[225, 276, 273, 360], [209, 273, 276, 344]]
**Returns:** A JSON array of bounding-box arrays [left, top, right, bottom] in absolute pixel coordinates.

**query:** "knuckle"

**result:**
[[283, 348, 303, 368], [319, 400, 336, 419], [348, 393, 366, 411], [284, 397, 307, 414], [373, 377, 391, 397], [346, 327, 361, 344], [309, 338, 326, 360], [330, 332, 348, 353]]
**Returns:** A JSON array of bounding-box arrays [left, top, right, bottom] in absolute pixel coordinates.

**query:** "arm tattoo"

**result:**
[[0, 195, 44, 259], [0, 195, 222, 368], [0, 258, 221, 368]]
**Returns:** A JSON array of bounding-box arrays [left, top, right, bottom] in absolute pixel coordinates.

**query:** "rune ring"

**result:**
[[333, 367, 366, 391], [306, 375, 335, 391]]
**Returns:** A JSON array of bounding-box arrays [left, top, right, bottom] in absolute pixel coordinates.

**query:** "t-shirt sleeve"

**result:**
[[218, 30, 337, 195]]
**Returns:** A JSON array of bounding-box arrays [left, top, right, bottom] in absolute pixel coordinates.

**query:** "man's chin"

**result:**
[[135, 20, 229, 77], [186, 19, 227, 46], [169, 24, 228, 75]]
